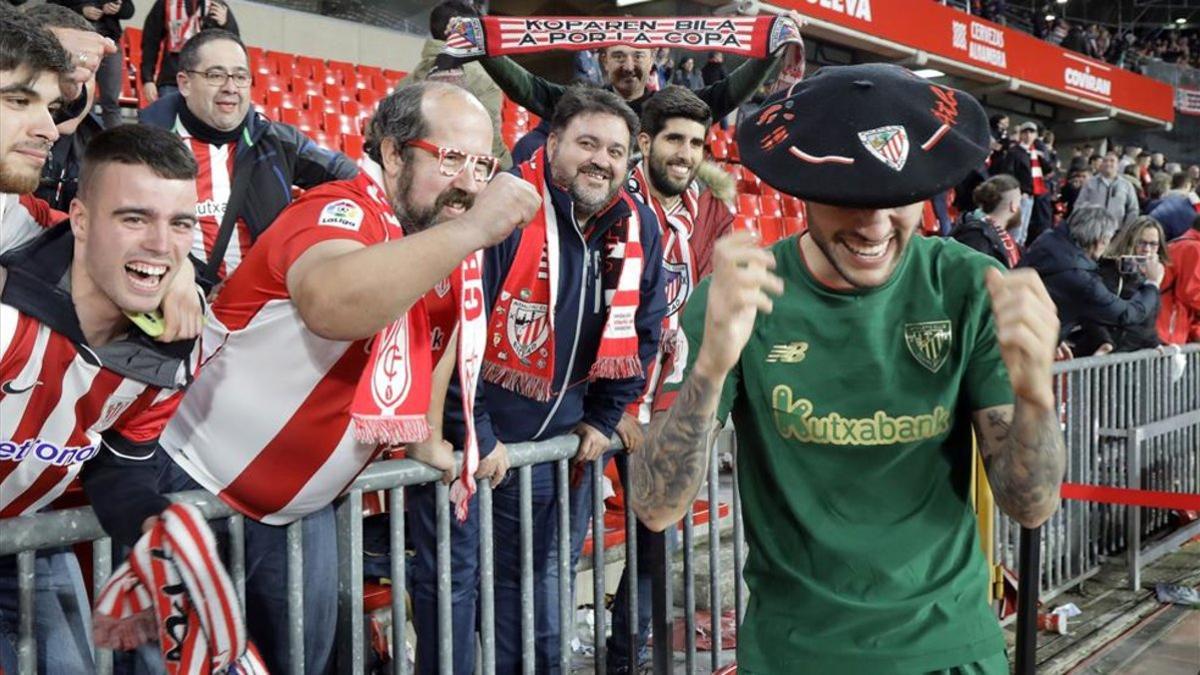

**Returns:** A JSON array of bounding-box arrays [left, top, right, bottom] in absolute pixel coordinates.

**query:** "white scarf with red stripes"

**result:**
[[94, 503, 268, 674], [166, 0, 203, 53]]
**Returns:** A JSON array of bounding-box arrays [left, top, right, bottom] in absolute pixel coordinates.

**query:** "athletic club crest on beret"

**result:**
[[857, 125, 910, 172]]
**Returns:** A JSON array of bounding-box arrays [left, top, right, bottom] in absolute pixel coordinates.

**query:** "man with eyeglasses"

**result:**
[[149, 80, 539, 675], [140, 29, 356, 291]]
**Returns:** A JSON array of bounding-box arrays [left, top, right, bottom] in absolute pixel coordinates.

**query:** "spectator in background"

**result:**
[[573, 48, 603, 86], [1076, 152, 1139, 227], [1088, 153, 1102, 175], [672, 55, 703, 90], [949, 174, 1023, 268], [1158, 213, 1200, 344], [1118, 143, 1141, 173], [649, 47, 671, 90], [701, 50, 727, 86], [139, 29, 356, 290], [140, 0, 237, 103], [1188, 164, 1199, 184], [1149, 172, 1199, 240], [398, 0, 512, 169], [56, 0, 133, 128], [1122, 163, 1147, 208], [1059, 168, 1089, 219], [1024, 206, 1161, 353], [24, 3, 105, 210], [1078, 216, 1169, 354], [1150, 151, 1165, 172], [992, 121, 1054, 245], [1145, 171, 1172, 213]]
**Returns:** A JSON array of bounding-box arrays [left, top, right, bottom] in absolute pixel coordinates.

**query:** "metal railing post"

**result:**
[[1014, 526, 1040, 675], [336, 489, 365, 674], [286, 519, 306, 675]]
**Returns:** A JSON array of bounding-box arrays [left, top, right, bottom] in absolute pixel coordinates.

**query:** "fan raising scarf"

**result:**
[[166, 0, 203, 52], [482, 148, 643, 402], [93, 504, 268, 675], [442, 14, 802, 61]]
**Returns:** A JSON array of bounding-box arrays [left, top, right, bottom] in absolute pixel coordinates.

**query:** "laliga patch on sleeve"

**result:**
[[317, 199, 364, 231]]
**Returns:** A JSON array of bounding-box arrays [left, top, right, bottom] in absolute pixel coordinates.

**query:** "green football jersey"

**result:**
[[666, 234, 1014, 674]]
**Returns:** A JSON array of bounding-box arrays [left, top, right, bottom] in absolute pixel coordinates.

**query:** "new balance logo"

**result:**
[[766, 341, 809, 363]]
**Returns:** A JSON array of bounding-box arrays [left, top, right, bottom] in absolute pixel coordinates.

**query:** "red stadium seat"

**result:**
[[381, 68, 406, 84], [758, 216, 784, 244], [709, 138, 729, 162], [291, 76, 320, 97], [277, 91, 300, 111], [732, 214, 758, 234], [279, 107, 300, 126], [736, 193, 760, 217], [781, 196, 805, 218], [323, 112, 358, 135], [342, 134, 365, 160], [737, 165, 760, 194], [759, 195, 783, 218], [263, 74, 287, 93], [729, 140, 741, 163], [780, 216, 805, 236]]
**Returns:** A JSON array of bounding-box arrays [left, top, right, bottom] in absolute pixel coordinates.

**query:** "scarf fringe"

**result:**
[[589, 355, 643, 380], [482, 360, 553, 402], [352, 415, 430, 445]]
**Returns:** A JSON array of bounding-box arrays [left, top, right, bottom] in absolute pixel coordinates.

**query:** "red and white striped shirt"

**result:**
[[160, 161, 455, 524], [1, 215, 196, 518], [175, 118, 255, 280]]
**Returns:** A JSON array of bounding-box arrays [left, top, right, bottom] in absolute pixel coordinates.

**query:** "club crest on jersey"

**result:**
[[318, 199, 364, 231], [904, 320, 953, 373], [434, 277, 452, 298], [858, 125, 910, 172], [507, 299, 549, 361], [662, 260, 691, 317], [97, 398, 136, 429], [372, 320, 412, 410]]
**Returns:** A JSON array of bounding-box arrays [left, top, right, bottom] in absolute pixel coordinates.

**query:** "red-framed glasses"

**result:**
[[404, 139, 500, 182]]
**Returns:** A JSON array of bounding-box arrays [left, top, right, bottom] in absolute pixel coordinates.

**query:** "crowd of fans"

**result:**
[[953, 1, 1200, 73], [949, 113, 1200, 357]]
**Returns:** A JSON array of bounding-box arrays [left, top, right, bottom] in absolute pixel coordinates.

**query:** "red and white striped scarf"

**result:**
[[1026, 144, 1048, 196], [482, 148, 643, 402], [442, 14, 802, 61], [165, 0, 203, 53], [93, 503, 269, 675]]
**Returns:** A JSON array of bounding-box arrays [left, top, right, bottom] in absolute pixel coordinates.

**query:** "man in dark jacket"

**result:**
[[1024, 206, 1162, 351], [950, 174, 1023, 269], [1148, 172, 1198, 240], [140, 0, 237, 103], [412, 86, 667, 675], [51, 0, 134, 127], [140, 29, 355, 290]]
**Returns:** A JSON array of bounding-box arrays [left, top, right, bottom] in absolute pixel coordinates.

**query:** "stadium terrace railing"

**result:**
[[1, 345, 1197, 675]]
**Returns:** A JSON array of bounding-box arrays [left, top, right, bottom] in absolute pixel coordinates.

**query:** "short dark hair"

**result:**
[[23, 3, 95, 32], [1171, 172, 1192, 190], [429, 1, 477, 41], [178, 29, 247, 74], [364, 82, 432, 165], [549, 85, 639, 143], [640, 85, 711, 139], [79, 125, 198, 195], [0, 10, 71, 76], [973, 174, 1020, 213]]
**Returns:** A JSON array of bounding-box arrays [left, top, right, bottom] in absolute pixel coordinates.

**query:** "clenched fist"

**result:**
[[694, 231, 784, 379], [985, 268, 1059, 411], [460, 172, 541, 248]]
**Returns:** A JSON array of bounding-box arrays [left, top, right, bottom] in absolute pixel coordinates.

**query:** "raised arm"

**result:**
[[631, 232, 783, 530], [977, 268, 1066, 528]]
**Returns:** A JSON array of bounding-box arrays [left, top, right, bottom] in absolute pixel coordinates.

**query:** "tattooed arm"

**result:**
[[630, 364, 724, 531], [974, 403, 1065, 529], [630, 232, 783, 531], [978, 267, 1067, 529]]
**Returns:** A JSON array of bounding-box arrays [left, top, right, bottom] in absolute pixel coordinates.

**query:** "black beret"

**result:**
[[736, 63, 990, 208]]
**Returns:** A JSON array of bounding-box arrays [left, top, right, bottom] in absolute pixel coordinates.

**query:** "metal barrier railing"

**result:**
[[2, 345, 1197, 674]]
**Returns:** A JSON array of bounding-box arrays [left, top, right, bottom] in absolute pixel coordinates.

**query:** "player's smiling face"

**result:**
[[801, 201, 924, 290]]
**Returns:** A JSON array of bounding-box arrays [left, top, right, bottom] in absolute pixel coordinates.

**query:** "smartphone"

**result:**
[[126, 310, 165, 338], [1118, 255, 1148, 276]]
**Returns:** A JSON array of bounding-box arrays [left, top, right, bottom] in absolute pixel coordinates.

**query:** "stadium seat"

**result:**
[[340, 99, 363, 117], [760, 184, 781, 201], [292, 76, 321, 97], [277, 91, 300, 111], [758, 216, 784, 244], [736, 193, 760, 217], [732, 214, 758, 234], [324, 112, 358, 135], [709, 138, 729, 162], [264, 74, 287, 94], [737, 166, 760, 194], [279, 107, 300, 126], [381, 68, 406, 85], [307, 94, 340, 115], [760, 195, 783, 218], [729, 140, 741, 164], [781, 196, 805, 218], [780, 216, 805, 236], [342, 134, 365, 160]]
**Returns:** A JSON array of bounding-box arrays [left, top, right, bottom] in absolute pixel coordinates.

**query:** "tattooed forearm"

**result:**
[[977, 402, 1066, 529], [630, 369, 723, 531]]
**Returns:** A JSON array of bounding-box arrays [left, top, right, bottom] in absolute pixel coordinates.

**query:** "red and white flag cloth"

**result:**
[[447, 250, 486, 521], [93, 503, 268, 675], [443, 14, 802, 60]]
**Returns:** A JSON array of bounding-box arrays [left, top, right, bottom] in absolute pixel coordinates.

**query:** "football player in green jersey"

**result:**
[[630, 64, 1065, 674]]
